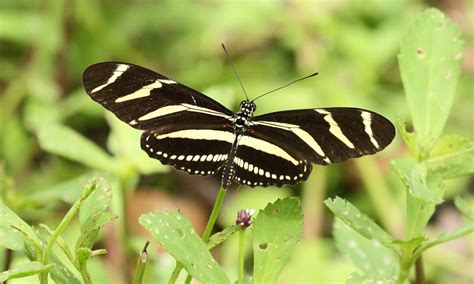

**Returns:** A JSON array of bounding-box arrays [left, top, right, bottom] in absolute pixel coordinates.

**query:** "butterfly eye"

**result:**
[[252, 103, 256, 111]]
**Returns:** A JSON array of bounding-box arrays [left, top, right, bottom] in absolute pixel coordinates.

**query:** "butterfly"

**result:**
[[83, 61, 395, 188]]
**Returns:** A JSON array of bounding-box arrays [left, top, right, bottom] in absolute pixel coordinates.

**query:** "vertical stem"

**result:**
[[415, 256, 425, 284], [132, 241, 150, 284], [202, 186, 228, 241], [238, 229, 246, 284], [167, 263, 183, 284]]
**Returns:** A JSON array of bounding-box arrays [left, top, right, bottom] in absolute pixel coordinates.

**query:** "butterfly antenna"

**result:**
[[252, 72, 319, 102], [221, 44, 249, 101]]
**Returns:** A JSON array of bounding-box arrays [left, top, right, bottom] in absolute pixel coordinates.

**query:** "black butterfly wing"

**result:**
[[83, 62, 235, 176], [231, 108, 395, 187]]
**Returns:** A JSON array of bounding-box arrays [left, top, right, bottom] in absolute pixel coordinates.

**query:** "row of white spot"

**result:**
[[233, 157, 306, 181]]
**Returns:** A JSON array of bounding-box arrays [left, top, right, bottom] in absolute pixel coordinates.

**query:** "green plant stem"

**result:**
[[169, 186, 228, 284], [238, 229, 246, 284], [39, 180, 97, 284], [79, 259, 92, 284], [132, 241, 149, 284], [202, 186, 228, 241], [168, 263, 183, 284], [415, 256, 425, 284]]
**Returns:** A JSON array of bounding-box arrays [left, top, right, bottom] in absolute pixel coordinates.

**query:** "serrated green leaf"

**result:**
[[77, 178, 115, 250], [37, 125, 120, 173], [390, 158, 444, 204], [252, 197, 303, 284], [324, 197, 393, 248], [139, 210, 229, 284], [79, 178, 112, 228], [106, 114, 166, 174], [207, 225, 239, 249], [346, 271, 395, 284], [0, 261, 54, 282], [455, 196, 474, 220], [398, 8, 463, 154], [425, 136, 474, 179], [0, 224, 25, 251], [334, 221, 398, 278]]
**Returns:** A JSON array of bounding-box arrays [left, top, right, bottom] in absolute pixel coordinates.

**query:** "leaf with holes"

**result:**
[[324, 197, 393, 248], [252, 197, 303, 283], [0, 261, 54, 282], [398, 8, 463, 154], [207, 225, 239, 249], [333, 220, 398, 278], [139, 210, 229, 283]]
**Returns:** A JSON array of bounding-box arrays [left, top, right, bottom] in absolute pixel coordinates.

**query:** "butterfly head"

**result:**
[[240, 100, 256, 114]]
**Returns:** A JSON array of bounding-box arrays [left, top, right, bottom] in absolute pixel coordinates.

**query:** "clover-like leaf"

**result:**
[[252, 197, 303, 284], [324, 197, 393, 248], [139, 210, 229, 283]]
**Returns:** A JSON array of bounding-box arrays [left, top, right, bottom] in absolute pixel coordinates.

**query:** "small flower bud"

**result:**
[[236, 209, 255, 228]]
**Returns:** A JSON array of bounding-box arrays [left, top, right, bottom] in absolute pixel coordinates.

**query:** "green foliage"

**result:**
[[398, 8, 463, 157], [139, 210, 230, 283], [325, 197, 393, 248], [0, 261, 54, 282], [0, 178, 114, 283], [346, 271, 395, 284], [327, 8, 473, 284], [455, 196, 474, 220], [252, 197, 303, 283], [333, 221, 398, 279]]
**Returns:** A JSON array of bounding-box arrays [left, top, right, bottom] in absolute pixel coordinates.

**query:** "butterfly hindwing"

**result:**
[[83, 62, 233, 130]]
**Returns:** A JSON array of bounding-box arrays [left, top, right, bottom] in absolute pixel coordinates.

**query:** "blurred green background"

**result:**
[[1, 0, 472, 283]]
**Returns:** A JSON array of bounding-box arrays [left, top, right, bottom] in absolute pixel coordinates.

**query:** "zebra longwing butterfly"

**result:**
[[83, 62, 395, 188]]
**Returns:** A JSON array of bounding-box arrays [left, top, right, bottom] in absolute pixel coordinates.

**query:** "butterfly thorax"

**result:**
[[234, 100, 256, 134]]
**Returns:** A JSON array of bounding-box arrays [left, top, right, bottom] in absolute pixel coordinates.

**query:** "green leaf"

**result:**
[[455, 196, 474, 220], [0, 224, 25, 251], [390, 158, 444, 204], [139, 210, 229, 284], [77, 212, 117, 250], [207, 225, 239, 249], [398, 8, 463, 155], [0, 261, 54, 282], [324, 197, 393, 248], [397, 119, 418, 158], [333, 221, 398, 278], [425, 136, 474, 179], [78, 178, 115, 249], [37, 124, 120, 173], [252, 197, 303, 284], [346, 271, 395, 284], [79, 178, 112, 228], [106, 114, 166, 174], [0, 202, 40, 252]]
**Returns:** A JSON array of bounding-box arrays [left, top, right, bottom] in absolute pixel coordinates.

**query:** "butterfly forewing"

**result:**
[[252, 108, 395, 165], [83, 62, 233, 130]]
